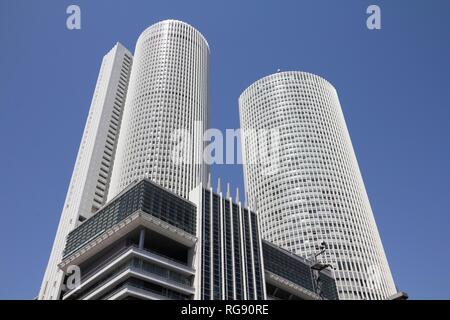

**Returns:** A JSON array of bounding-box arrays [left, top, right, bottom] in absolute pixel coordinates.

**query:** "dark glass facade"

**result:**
[[201, 190, 211, 299], [64, 179, 196, 257], [231, 203, 244, 299], [211, 193, 221, 299], [262, 241, 338, 300], [199, 188, 265, 300], [250, 211, 265, 299]]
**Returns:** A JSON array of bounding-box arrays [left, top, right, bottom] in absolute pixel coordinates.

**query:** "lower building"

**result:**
[[263, 240, 337, 300], [189, 184, 266, 300], [56, 179, 338, 300]]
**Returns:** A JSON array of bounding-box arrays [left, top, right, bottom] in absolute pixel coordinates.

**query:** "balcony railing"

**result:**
[[102, 283, 190, 300], [62, 244, 194, 299], [77, 264, 193, 300]]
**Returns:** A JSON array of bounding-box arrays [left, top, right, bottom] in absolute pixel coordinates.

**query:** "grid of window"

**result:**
[[212, 194, 222, 299], [109, 20, 209, 201], [200, 189, 265, 300], [242, 209, 255, 299], [232, 203, 244, 299], [91, 52, 133, 213], [64, 179, 196, 256], [202, 191, 211, 299], [250, 211, 265, 299], [239, 71, 396, 300], [223, 199, 233, 299]]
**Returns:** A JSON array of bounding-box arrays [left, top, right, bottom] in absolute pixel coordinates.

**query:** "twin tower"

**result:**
[[40, 20, 396, 300]]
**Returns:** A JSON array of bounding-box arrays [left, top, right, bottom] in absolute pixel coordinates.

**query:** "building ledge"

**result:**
[[265, 271, 321, 300], [59, 210, 197, 271], [61, 245, 195, 299], [105, 284, 174, 300]]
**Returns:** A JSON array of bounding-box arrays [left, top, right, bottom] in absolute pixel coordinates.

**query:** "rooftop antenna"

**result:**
[[217, 177, 221, 194], [235, 187, 240, 203], [207, 173, 211, 189], [226, 183, 231, 198]]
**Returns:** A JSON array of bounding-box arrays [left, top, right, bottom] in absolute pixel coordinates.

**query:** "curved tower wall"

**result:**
[[239, 71, 396, 300], [109, 20, 210, 200]]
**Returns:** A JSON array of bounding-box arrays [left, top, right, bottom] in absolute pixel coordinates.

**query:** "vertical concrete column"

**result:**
[[139, 228, 146, 249]]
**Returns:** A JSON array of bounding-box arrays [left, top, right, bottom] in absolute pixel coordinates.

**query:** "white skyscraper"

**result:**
[[239, 71, 396, 300], [38, 43, 133, 300], [108, 20, 210, 200]]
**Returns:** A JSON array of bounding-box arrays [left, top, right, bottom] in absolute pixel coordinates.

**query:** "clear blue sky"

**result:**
[[0, 0, 449, 299]]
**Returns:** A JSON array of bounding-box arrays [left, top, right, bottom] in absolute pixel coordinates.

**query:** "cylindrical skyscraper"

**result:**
[[108, 20, 210, 200], [239, 71, 396, 300]]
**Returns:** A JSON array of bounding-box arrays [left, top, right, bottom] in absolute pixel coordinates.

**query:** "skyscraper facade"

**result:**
[[239, 71, 396, 300], [40, 19, 209, 300], [108, 20, 210, 200], [39, 43, 133, 300], [57, 178, 338, 300]]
